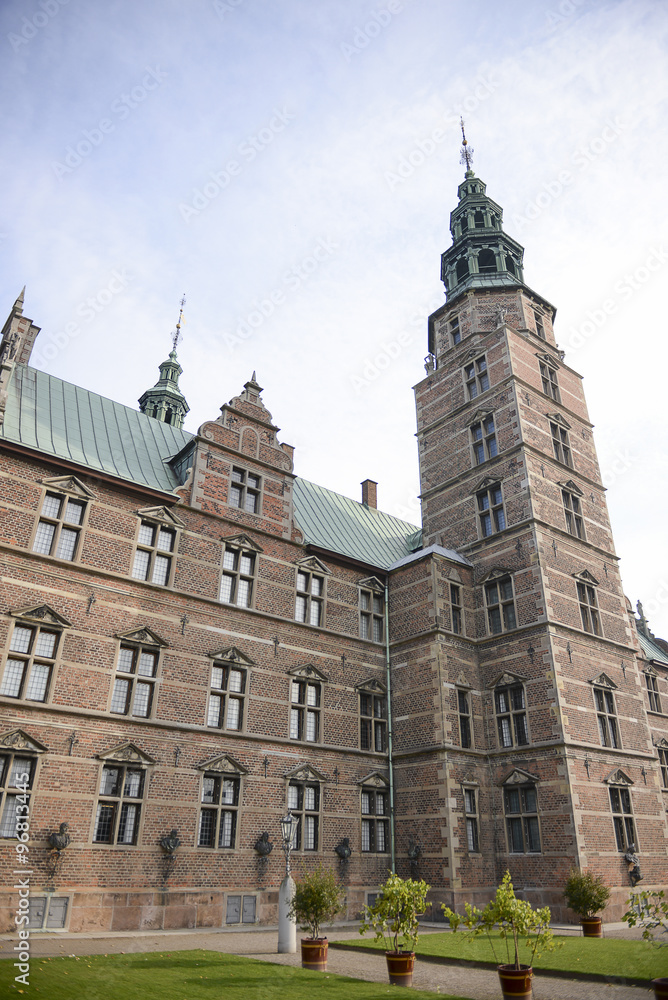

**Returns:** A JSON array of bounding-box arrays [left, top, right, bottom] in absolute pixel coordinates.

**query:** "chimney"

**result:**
[[361, 479, 377, 509]]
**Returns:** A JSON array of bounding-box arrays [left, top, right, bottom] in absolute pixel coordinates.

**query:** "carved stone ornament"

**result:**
[[358, 576, 385, 593], [546, 411, 571, 428], [208, 646, 254, 666], [197, 753, 247, 775], [221, 533, 263, 553], [97, 742, 156, 765], [604, 768, 634, 786], [295, 554, 331, 575], [488, 671, 526, 689], [355, 678, 386, 695], [358, 771, 389, 788], [10, 605, 71, 628], [284, 762, 327, 783], [136, 505, 184, 527], [590, 672, 617, 690], [471, 475, 503, 495], [574, 569, 599, 586], [40, 475, 96, 499], [288, 663, 329, 682], [558, 479, 584, 497], [535, 352, 559, 370], [0, 729, 48, 753], [115, 626, 167, 647], [468, 407, 494, 428], [502, 767, 539, 786], [481, 567, 514, 585]]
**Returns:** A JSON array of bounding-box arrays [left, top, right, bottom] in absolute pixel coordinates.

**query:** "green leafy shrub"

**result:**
[[288, 864, 346, 940], [442, 870, 556, 970], [563, 868, 611, 919], [359, 872, 430, 954], [623, 889, 668, 946]]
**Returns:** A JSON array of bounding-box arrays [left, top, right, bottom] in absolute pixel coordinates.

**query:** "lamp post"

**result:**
[[277, 810, 297, 953]]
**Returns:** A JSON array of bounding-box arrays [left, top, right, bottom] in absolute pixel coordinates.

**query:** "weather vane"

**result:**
[[459, 117, 474, 172], [172, 294, 186, 352]]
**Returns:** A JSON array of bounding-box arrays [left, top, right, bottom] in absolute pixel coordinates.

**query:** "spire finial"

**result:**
[[172, 294, 186, 353], [459, 117, 474, 173]]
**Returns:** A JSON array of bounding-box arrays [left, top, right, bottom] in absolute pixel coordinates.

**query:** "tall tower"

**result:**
[[138, 298, 189, 428], [393, 133, 667, 916]]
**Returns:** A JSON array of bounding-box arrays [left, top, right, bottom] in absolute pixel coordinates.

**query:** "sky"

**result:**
[[1, 0, 667, 635]]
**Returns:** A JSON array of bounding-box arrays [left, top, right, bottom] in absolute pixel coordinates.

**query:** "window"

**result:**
[[295, 571, 324, 626], [594, 687, 619, 748], [132, 521, 175, 586], [610, 786, 636, 851], [578, 582, 601, 635], [456, 257, 469, 281], [534, 311, 545, 339], [464, 787, 479, 852], [360, 690, 387, 752], [478, 249, 496, 273], [361, 787, 389, 852], [465, 357, 490, 399], [360, 588, 384, 642], [229, 467, 260, 513], [562, 491, 584, 538], [540, 362, 560, 401], [474, 210, 485, 229], [458, 689, 472, 748], [290, 680, 320, 742], [287, 781, 320, 851], [33, 491, 85, 561], [450, 584, 462, 634], [207, 662, 246, 730], [646, 672, 662, 713], [110, 642, 159, 718], [0, 622, 59, 703], [220, 546, 256, 607], [477, 484, 506, 537], [450, 316, 461, 346], [27, 896, 69, 930], [471, 416, 497, 465], [658, 748, 668, 789], [0, 754, 35, 838], [495, 683, 528, 747], [504, 784, 541, 853], [485, 577, 517, 634], [198, 773, 240, 848], [93, 765, 145, 844], [550, 422, 572, 467]]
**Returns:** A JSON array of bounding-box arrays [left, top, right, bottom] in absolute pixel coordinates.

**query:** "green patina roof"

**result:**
[[292, 478, 421, 570], [637, 629, 668, 667], [0, 365, 191, 494], [0, 364, 423, 567]]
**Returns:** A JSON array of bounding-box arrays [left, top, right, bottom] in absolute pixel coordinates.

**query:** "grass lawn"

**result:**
[[341, 931, 668, 982], [0, 949, 472, 999]]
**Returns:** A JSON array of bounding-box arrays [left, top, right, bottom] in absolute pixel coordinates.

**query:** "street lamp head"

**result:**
[[280, 810, 296, 847]]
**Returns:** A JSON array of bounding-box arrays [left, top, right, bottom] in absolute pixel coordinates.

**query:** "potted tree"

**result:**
[[563, 868, 610, 937], [359, 871, 430, 987], [288, 863, 345, 971], [623, 889, 668, 999], [443, 870, 555, 1000]]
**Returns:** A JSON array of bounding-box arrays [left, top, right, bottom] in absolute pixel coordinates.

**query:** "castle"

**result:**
[[0, 152, 666, 934]]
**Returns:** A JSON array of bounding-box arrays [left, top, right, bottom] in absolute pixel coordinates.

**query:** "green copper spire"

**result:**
[[440, 124, 525, 300], [138, 296, 190, 429]]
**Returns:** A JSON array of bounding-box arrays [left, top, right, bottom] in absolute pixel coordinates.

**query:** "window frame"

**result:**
[[450, 315, 461, 346], [594, 686, 619, 748], [494, 682, 529, 748], [562, 490, 585, 539], [464, 786, 480, 853], [534, 311, 546, 339], [0, 620, 61, 704], [110, 640, 160, 719], [287, 780, 320, 852], [131, 519, 177, 587], [477, 483, 506, 537], [484, 576, 517, 635], [0, 752, 36, 839], [198, 771, 241, 849], [449, 583, 463, 634], [207, 661, 247, 732], [220, 544, 257, 608], [464, 356, 490, 400], [360, 586, 384, 643], [361, 785, 389, 853], [290, 678, 321, 743], [609, 785, 636, 852], [471, 415, 498, 465], [540, 361, 560, 402], [229, 466, 261, 514], [93, 763, 146, 846], [658, 746, 668, 789], [359, 687, 387, 752], [504, 783, 541, 854], [578, 581, 601, 635], [646, 671, 662, 713], [550, 421, 572, 467], [295, 570, 325, 627], [457, 688, 472, 748], [32, 490, 87, 562]]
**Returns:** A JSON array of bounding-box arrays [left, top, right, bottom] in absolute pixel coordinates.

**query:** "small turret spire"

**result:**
[[459, 117, 474, 174], [171, 294, 186, 353], [138, 294, 190, 428]]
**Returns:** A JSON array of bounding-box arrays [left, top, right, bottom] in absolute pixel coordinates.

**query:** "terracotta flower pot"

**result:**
[[652, 979, 668, 1000], [300, 937, 328, 971], [385, 950, 415, 987], [497, 963, 533, 999], [581, 916, 602, 937]]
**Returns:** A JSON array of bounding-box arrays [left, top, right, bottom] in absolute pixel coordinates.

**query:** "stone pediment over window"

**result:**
[[558, 479, 584, 497], [471, 475, 502, 495], [357, 770, 389, 788], [358, 576, 385, 593], [197, 753, 248, 775], [284, 762, 327, 783], [355, 678, 386, 695], [535, 353, 559, 370], [455, 673, 471, 689], [288, 663, 329, 682], [459, 773, 480, 787], [40, 475, 96, 499], [605, 768, 633, 786], [654, 738, 668, 750], [644, 664, 658, 677], [489, 671, 526, 689], [97, 742, 156, 765], [295, 555, 331, 575], [9, 604, 71, 628], [468, 407, 494, 427], [546, 412, 571, 429], [574, 569, 599, 586], [136, 505, 184, 527], [0, 729, 48, 753], [115, 626, 167, 647], [208, 646, 255, 666], [480, 567, 513, 585], [589, 672, 617, 690], [502, 767, 539, 786], [221, 533, 263, 553]]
